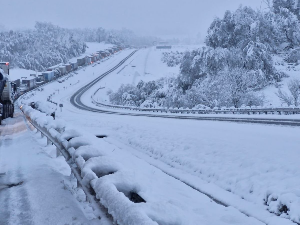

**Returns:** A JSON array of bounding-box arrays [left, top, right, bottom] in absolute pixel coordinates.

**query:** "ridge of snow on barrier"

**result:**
[[92, 97, 300, 116], [89, 96, 300, 126]]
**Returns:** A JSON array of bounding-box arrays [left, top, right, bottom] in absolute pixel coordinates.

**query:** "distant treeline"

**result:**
[[0, 22, 159, 71], [0, 22, 86, 71]]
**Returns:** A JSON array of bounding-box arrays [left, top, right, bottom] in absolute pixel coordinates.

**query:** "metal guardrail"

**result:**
[[20, 110, 112, 224], [91, 96, 300, 116]]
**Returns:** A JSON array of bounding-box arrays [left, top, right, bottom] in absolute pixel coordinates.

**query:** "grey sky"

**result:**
[[2, 0, 265, 38]]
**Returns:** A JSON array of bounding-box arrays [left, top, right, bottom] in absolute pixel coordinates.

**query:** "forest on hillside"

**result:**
[[109, 0, 300, 108], [0, 22, 158, 71], [0, 22, 86, 71]]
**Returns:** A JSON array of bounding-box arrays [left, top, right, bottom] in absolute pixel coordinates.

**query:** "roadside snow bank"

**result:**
[[19, 104, 268, 225]]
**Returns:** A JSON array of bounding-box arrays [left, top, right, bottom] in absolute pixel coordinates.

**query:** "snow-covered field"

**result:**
[[16, 48, 300, 224]]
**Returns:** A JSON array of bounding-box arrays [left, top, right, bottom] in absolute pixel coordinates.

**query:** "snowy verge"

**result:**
[[18, 104, 273, 225], [19, 105, 160, 224]]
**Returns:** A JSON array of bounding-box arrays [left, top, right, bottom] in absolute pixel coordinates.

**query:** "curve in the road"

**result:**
[[70, 50, 300, 127]]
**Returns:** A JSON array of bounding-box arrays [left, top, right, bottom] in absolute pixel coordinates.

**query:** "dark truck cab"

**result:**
[[0, 72, 6, 124], [0, 62, 15, 125]]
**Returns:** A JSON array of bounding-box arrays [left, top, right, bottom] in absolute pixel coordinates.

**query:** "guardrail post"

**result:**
[[70, 172, 80, 188], [41, 132, 44, 138], [56, 147, 61, 157], [47, 137, 52, 145]]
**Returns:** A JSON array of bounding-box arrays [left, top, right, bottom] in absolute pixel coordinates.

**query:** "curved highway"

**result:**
[[71, 50, 300, 127]]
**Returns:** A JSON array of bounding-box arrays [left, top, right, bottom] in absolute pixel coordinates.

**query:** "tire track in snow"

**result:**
[[0, 138, 34, 225]]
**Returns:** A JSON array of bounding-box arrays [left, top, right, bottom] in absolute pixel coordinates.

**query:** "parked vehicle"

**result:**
[[64, 64, 72, 73], [22, 77, 36, 90], [70, 62, 78, 70], [59, 66, 67, 76], [0, 62, 17, 124], [42, 71, 55, 82], [77, 57, 86, 66]]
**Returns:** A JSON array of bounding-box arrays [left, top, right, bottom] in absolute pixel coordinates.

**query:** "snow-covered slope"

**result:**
[[261, 55, 300, 107]]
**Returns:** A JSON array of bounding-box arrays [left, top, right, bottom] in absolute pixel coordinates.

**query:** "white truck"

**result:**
[[0, 62, 17, 125]]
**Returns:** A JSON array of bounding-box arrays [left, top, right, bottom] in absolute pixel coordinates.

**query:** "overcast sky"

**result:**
[[2, 0, 265, 38]]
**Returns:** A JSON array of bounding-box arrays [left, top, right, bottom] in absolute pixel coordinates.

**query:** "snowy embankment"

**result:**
[[18, 47, 300, 224], [262, 55, 300, 107]]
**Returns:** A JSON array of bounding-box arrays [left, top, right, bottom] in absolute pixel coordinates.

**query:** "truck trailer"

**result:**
[[42, 71, 54, 82]]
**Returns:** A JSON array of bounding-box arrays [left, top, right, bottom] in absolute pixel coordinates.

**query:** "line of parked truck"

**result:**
[[0, 45, 123, 124], [17, 46, 123, 94]]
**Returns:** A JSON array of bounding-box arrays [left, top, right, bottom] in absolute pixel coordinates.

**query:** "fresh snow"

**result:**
[[84, 42, 115, 55], [9, 68, 37, 82], [17, 48, 300, 224], [93, 46, 199, 103], [261, 55, 300, 107], [0, 111, 101, 225], [19, 106, 267, 225], [89, 46, 300, 108]]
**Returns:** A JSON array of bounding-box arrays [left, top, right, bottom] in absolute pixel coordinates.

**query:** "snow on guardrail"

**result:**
[[18, 105, 181, 225], [91, 95, 300, 116]]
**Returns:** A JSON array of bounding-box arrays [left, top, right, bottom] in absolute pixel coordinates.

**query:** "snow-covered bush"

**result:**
[[109, 80, 166, 107], [161, 51, 184, 67], [178, 44, 279, 92], [277, 79, 300, 106], [286, 48, 300, 63], [205, 5, 300, 51]]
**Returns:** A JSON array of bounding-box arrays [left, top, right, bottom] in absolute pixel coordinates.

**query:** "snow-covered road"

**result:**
[[17, 48, 300, 224], [0, 110, 101, 225]]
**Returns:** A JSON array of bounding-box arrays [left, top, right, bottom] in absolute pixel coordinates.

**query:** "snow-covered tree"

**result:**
[[273, 0, 300, 20], [277, 79, 300, 106], [0, 22, 86, 71]]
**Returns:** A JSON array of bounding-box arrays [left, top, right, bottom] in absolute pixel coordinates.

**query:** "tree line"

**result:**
[[0, 22, 159, 71]]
